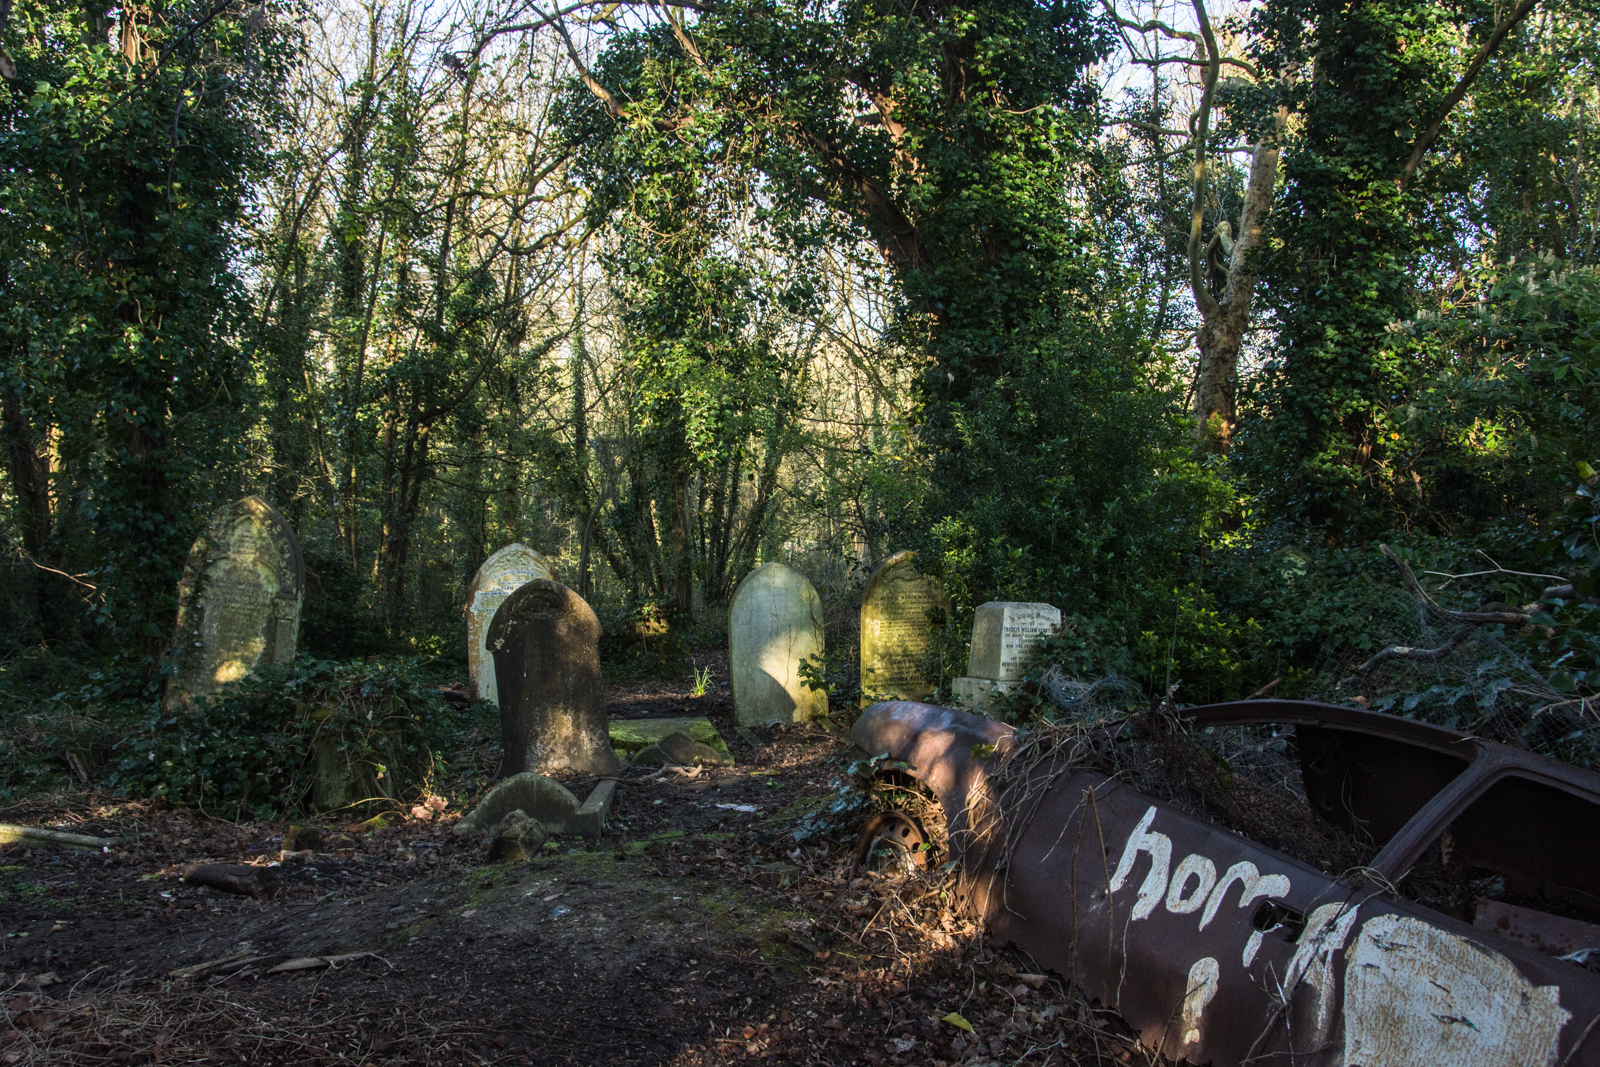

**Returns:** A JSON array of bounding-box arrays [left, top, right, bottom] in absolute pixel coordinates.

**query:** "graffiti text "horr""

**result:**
[[1109, 805, 1292, 967]]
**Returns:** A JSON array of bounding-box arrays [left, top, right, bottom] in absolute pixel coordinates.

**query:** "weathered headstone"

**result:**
[[729, 562, 827, 725], [858, 551, 951, 705], [165, 496, 303, 708], [466, 543, 559, 706], [487, 580, 620, 776], [952, 601, 1061, 710]]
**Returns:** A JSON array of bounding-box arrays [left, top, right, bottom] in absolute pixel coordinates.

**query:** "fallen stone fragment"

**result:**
[[182, 863, 282, 899], [610, 716, 734, 765], [486, 809, 547, 863], [281, 824, 322, 851], [632, 730, 728, 767], [453, 772, 616, 837]]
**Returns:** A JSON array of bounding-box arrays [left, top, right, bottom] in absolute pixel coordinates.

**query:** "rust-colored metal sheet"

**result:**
[[851, 699, 1600, 1067]]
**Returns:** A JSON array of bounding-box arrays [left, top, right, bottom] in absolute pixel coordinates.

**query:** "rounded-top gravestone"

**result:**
[[487, 579, 620, 777], [729, 562, 827, 725], [466, 543, 559, 706], [858, 551, 951, 705], [165, 496, 304, 708]]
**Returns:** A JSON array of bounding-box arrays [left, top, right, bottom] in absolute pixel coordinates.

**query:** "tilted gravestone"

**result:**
[[729, 562, 827, 725], [952, 601, 1061, 710], [858, 551, 950, 705], [487, 579, 621, 776], [165, 496, 304, 708], [466, 543, 559, 706]]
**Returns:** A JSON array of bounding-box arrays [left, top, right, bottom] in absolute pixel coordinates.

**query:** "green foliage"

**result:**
[[1, 0, 299, 659], [99, 656, 483, 819]]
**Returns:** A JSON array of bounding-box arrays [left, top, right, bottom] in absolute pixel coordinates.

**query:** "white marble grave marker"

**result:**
[[952, 601, 1060, 710], [466, 543, 558, 706], [729, 562, 827, 725]]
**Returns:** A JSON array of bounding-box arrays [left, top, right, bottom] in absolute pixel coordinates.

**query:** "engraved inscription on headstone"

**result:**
[[466, 543, 559, 706], [166, 496, 304, 708], [729, 562, 827, 725], [488, 579, 620, 777], [859, 551, 950, 705], [952, 601, 1061, 710]]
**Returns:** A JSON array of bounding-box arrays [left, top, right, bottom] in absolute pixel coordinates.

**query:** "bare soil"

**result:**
[[0, 679, 1136, 1067]]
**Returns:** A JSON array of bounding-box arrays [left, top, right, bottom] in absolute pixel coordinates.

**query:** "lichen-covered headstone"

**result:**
[[466, 543, 559, 706], [165, 496, 303, 708], [487, 580, 620, 776], [729, 562, 827, 725], [858, 551, 950, 705], [952, 601, 1061, 710]]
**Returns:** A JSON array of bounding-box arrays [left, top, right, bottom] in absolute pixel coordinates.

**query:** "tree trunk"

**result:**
[[1192, 120, 1283, 453]]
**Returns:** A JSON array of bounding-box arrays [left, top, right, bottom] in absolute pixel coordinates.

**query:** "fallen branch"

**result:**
[[267, 952, 390, 974], [1341, 546, 1534, 686], [169, 947, 263, 980], [182, 863, 283, 899], [1379, 544, 1533, 626], [0, 824, 128, 850]]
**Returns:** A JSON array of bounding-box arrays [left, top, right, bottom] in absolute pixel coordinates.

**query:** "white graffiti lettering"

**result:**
[[1109, 807, 1293, 973], [1108, 806, 1172, 920], [1180, 957, 1220, 1047], [1166, 854, 1218, 914]]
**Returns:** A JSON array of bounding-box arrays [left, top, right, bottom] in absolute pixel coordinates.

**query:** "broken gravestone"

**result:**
[[859, 551, 950, 705], [165, 496, 304, 709], [454, 772, 616, 838], [487, 810, 548, 863], [952, 601, 1061, 711], [729, 562, 827, 725], [610, 716, 732, 765], [487, 580, 620, 776], [466, 543, 559, 707]]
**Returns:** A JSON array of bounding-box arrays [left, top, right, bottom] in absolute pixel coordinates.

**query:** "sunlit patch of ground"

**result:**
[[0, 703, 1147, 1066]]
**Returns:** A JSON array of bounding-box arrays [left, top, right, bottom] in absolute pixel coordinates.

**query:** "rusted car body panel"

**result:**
[[851, 699, 1600, 1066]]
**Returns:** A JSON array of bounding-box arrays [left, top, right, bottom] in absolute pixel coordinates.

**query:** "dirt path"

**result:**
[[0, 687, 1135, 1067]]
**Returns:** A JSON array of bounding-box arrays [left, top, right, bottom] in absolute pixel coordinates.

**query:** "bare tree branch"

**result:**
[[1185, 0, 1223, 322], [1399, 0, 1539, 190]]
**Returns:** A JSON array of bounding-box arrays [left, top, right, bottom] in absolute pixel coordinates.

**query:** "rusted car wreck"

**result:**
[[851, 698, 1600, 1066]]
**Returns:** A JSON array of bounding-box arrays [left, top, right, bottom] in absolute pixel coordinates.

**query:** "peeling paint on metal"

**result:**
[[1342, 913, 1571, 1067], [1182, 956, 1220, 1047], [1284, 902, 1361, 1048]]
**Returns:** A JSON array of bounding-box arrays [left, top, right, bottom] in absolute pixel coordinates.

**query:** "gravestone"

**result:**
[[487, 579, 620, 776], [165, 496, 304, 709], [729, 562, 827, 725], [858, 551, 950, 705], [952, 601, 1061, 710], [466, 543, 559, 706]]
